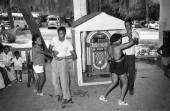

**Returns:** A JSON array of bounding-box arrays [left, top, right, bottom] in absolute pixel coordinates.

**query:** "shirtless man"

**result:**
[[99, 32, 134, 105]]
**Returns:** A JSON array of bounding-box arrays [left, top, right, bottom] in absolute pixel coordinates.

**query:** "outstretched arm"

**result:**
[[37, 50, 55, 57], [157, 46, 163, 56], [49, 44, 59, 56]]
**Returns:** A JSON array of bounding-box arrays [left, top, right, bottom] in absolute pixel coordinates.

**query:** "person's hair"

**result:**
[[32, 34, 41, 46], [110, 33, 122, 45], [125, 19, 133, 25], [58, 26, 66, 33], [14, 51, 20, 56], [1, 25, 5, 30], [3, 45, 10, 51]]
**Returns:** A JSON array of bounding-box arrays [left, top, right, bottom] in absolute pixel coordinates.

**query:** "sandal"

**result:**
[[118, 100, 128, 105], [99, 95, 108, 102]]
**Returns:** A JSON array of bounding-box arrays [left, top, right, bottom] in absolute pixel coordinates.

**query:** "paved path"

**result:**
[[0, 63, 170, 111]]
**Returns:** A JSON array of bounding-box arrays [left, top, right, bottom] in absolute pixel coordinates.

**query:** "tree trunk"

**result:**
[[145, 0, 149, 27], [7, 0, 14, 29], [15, 0, 48, 51], [99, 0, 102, 11], [87, 0, 90, 14]]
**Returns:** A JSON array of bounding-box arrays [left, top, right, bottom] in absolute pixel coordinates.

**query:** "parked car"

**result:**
[[133, 20, 142, 28], [46, 15, 60, 29], [148, 21, 158, 29]]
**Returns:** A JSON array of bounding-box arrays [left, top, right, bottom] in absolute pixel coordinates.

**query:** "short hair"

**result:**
[[125, 19, 133, 25], [32, 34, 41, 46], [58, 26, 66, 33], [110, 33, 122, 44], [14, 51, 20, 56], [3, 45, 10, 50]]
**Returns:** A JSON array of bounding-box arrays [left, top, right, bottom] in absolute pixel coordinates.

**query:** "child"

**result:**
[[11, 51, 25, 82], [32, 34, 55, 96], [157, 38, 170, 78], [27, 50, 36, 88]]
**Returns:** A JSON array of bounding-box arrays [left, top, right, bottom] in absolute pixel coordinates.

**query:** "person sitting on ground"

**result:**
[[157, 38, 170, 78], [99, 33, 134, 105]]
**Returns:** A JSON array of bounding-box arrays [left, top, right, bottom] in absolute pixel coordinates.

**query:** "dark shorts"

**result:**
[[110, 61, 126, 75]]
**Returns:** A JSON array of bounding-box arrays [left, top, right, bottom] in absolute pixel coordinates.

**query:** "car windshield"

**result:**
[[49, 18, 57, 21]]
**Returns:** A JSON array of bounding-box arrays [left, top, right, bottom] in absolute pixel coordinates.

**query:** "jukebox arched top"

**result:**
[[86, 31, 111, 43]]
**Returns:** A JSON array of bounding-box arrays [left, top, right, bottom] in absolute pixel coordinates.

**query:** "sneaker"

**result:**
[[99, 95, 108, 102], [37, 93, 44, 96], [19, 79, 22, 82], [118, 100, 128, 105], [63, 98, 72, 104], [39, 93, 44, 96]]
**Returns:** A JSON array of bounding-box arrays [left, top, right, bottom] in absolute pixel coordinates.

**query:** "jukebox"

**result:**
[[86, 31, 111, 76], [71, 12, 125, 86]]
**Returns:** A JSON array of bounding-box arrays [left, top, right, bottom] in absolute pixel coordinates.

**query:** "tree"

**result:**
[[0, 0, 15, 28], [12, 0, 48, 51], [11, 0, 73, 51]]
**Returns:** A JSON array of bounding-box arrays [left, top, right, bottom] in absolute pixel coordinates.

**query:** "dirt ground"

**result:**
[[0, 62, 170, 111]]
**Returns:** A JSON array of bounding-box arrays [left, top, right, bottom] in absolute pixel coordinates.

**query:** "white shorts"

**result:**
[[14, 66, 22, 70], [33, 65, 44, 73]]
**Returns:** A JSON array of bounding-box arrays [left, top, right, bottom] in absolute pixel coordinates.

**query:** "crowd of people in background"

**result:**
[[0, 44, 23, 93], [0, 37, 36, 93]]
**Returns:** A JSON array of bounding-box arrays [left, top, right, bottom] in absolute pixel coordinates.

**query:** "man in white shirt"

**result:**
[[49, 26, 77, 104], [122, 19, 140, 95]]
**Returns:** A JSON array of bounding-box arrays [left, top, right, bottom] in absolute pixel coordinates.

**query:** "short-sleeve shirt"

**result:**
[[11, 57, 24, 67], [122, 30, 140, 55], [50, 37, 74, 57], [0, 51, 14, 66], [32, 45, 45, 66]]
